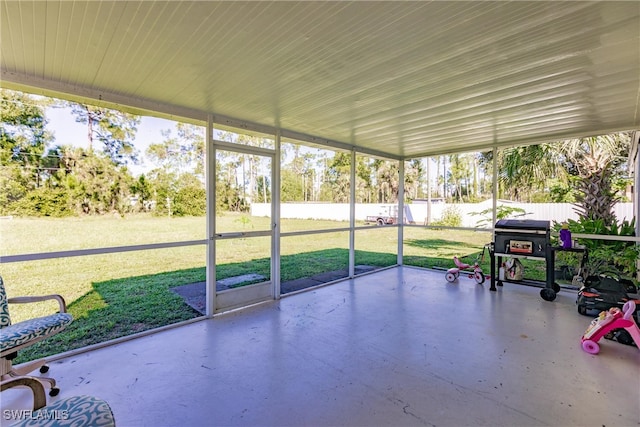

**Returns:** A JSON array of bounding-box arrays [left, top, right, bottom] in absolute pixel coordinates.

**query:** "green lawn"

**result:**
[[1, 213, 542, 362]]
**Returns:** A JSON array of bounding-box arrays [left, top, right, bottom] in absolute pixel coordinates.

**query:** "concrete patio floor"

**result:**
[[2, 266, 639, 426]]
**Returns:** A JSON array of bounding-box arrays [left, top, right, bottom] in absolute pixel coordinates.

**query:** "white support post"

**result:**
[[205, 114, 216, 317], [349, 149, 356, 277], [273, 131, 281, 298], [492, 146, 498, 227], [426, 157, 432, 225], [397, 159, 405, 265]]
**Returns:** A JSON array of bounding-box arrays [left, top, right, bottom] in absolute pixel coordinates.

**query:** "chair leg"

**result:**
[[10, 359, 48, 377], [1, 358, 59, 396], [5, 371, 56, 388], [0, 357, 12, 376], [3, 372, 59, 396], [1, 377, 47, 410]]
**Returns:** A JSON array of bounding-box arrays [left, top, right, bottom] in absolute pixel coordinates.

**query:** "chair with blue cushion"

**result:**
[[0, 276, 73, 396], [2, 377, 115, 427]]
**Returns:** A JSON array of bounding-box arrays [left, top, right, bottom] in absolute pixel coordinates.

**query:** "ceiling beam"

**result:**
[[2, 69, 400, 161]]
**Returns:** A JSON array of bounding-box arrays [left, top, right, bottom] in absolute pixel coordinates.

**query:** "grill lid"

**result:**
[[495, 219, 550, 231]]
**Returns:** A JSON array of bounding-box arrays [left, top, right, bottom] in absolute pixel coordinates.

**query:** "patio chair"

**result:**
[[0, 276, 73, 396], [1, 377, 115, 426]]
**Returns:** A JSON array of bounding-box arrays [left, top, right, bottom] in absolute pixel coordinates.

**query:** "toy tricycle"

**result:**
[[581, 300, 640, 354], [445, 248, 487, 285]]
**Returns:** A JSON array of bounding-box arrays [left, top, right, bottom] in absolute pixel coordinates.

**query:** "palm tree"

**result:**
[[497, 133, 631, 225], [499, 144, 558, 202], [556, 134, 630, 226]]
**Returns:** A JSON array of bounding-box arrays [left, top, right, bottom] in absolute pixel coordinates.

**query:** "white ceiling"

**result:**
[[2, 1, 639, 159]]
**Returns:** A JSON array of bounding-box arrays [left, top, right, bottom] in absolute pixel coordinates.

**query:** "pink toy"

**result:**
[[446, 255, 486, 285], [581, 301, 640, 354]]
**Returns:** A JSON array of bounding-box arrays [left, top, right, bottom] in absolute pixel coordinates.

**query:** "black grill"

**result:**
[[493, 219, 550, 258], [489, 219, 559, 301]]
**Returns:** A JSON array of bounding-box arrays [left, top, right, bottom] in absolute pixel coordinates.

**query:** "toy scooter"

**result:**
[[581, 300, 640, 354], [446, 250, 486, 285]]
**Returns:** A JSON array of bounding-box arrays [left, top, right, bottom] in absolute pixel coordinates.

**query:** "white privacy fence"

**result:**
[[409, 201, 636, 228], [252, 201, 636, 228]]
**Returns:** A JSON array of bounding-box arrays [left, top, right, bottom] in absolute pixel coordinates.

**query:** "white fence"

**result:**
[[252, 201, 636, 228]]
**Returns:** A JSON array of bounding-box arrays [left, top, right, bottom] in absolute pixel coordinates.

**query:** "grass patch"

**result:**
[[15, 269, 204, 362]]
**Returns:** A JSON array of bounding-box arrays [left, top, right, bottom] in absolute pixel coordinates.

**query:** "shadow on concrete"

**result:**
[[171, 265, 379, 314]]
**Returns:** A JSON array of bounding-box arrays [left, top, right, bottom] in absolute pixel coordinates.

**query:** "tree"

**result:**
[[403, 159, 424, 201], [0, 90, 55, 213], [1, 91, 146, 216], [255, 175, 271, 203], [172, 174, 206, 216], [371, 158, 400, 203], [0, 89, 52, 184], [321, 152, 351, 203], [146, 165, 207, 217], [497, 145, 558, 202], [214, 159, 248, 213], [354, 155, 371, 203], [131, 175, 154, 212], [146, 124, 205, 178], [497, 133, 631, 225], [557, 134, 631, 225], [147, 168, 178, 216], [281, 143, 317, 202], [145, 123, 207, 215], [67, 102, 141, 166], [53, 146, 134, 215], [281, 169, 304, 202], [175, 123, 206, 177], [448, 154, 473, 202]]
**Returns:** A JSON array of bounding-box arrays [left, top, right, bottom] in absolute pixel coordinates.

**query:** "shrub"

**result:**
[[9, 188, 73, 217], [432, 205, 462, 227], [555, 217, 639, 285], [470, 204, 527, 228], [171, 185, 206, 216]]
